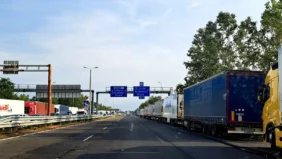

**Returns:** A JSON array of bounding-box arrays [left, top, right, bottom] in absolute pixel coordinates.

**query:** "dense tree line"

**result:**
[[138, 96, 162, 109], [0, 77, 111, 110], [177, 0, 282, 89]]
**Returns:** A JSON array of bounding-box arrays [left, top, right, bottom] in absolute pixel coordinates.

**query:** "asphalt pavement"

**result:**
[[0, 115, 264, 159]]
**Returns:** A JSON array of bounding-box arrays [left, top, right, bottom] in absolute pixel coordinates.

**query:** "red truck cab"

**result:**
[[25, 101, 54, 115], [25, 102, 36, 114]]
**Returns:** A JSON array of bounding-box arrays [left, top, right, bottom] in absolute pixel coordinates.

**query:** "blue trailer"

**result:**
[[183, 70, 265, 136]]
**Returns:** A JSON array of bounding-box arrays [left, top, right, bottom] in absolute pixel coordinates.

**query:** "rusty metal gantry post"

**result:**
[[0, 64, 53, 116]]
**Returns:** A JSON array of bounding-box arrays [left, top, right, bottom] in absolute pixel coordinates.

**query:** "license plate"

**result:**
[[244, 128, 254, 134]]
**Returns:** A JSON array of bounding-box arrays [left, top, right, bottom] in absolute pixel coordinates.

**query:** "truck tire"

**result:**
[[190, 122, 195, 131], [187, 121, 191, 130], [202, 125, 207, 134], [211, 125, 217, 136], [269, 129, 277, 150]]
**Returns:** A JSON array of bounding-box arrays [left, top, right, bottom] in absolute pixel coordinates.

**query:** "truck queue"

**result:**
[[139, 71, 265, 136], [0, 99, 83, 116], [138, 44, 282, 150]]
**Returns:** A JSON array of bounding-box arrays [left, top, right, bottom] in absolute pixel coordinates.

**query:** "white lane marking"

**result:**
[[103, 127, 107, 130], [156, 136, 164, 143], [130, 122, 134, 132], [83, 135, 93, 142]]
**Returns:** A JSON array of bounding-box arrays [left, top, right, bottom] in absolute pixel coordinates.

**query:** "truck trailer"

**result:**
[[0, 99, 24, 116], [69, 107, 78, 115], [162, 93, 184, 124], [25, 101, 54, 115], [140, 109, 145, 117], [147, 104, 154, 117], [152, 100, 163, 120], [184, 70, 265, 136]]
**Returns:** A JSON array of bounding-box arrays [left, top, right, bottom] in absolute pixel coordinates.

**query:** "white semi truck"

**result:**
[[0, 99, 24, 116]]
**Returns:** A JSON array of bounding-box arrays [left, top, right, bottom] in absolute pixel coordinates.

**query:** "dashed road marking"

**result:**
[[156, 136, 164, 143], [130, 123, 134, 132], [83, 135, 93, 142]]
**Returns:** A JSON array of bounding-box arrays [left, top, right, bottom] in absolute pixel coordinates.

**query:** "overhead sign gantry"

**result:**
[[96, 82, 173, 114], [0, 60, 53, 116]]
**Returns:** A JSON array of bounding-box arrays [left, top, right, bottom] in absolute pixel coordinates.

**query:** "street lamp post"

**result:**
[[84, 66, 98, 114], [158, 82, 163, 90]]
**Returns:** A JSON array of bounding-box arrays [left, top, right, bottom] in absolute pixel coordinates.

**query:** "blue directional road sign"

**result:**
[[84, 100, 90, 107], [140, 82, 144, 86], [133, 86, 150, 97], [110, 86, 127, 97]]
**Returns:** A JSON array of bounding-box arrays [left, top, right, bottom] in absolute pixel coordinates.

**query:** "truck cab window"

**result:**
[[24, 107, 30, 114]]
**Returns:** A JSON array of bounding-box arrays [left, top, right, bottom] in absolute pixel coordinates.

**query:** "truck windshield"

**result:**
[[24, 107, 30, 114], [77, 111, 85, 115]]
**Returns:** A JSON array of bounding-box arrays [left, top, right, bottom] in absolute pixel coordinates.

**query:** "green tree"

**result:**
[[0, 77, 17, 99], [139, 102, 148, 109], [138, 96, 162, 109], [175, 83, 185, 94], [234, 17, 261, 70], [215, 12, 238, 71], [98, 104, 112, 111], [184, 12, 248, 86], [147, 96, 162, 104], [258, 0, 282, 70], [17, 94, 30, 101]]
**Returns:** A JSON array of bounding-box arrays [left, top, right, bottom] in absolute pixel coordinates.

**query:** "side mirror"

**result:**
[[257, 85, 265, 104], [272, 62, 278, 70]]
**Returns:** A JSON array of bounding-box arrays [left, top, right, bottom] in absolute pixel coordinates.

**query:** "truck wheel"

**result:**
[[187, 121, 191, 130], [202, 125, 207, 134], [211, 125, 217, 136], [269, 129, 277, 150]]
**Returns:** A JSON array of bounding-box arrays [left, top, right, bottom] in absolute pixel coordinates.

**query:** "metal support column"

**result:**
[[96, 92, 99, 114], [47, 64, 52, 116], [91, 90, 94, 115]]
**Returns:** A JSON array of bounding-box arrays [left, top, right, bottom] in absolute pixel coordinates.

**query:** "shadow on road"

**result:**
[[74, 145, 267, 159]]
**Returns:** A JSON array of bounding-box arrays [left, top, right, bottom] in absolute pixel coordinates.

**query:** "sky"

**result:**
[[0, 0, 267, 111]]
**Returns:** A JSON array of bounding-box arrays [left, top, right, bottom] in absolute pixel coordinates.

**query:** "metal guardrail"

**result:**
[[0, 115, 106, 129]]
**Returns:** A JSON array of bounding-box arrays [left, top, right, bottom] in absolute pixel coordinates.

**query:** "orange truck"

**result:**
[[24, 101, 54, 115]]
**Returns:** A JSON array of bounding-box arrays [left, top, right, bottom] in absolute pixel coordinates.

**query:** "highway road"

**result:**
[[0, 115, 264, 159]]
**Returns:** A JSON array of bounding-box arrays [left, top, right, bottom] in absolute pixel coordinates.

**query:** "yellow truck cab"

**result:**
[[258, 45, 282, 150]]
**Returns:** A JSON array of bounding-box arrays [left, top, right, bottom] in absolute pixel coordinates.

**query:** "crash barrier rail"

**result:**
[[0, 115, 108, 129]]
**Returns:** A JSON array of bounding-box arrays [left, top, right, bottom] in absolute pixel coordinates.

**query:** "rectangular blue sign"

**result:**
[[84, 100, 90, 106], [110, 86, 127, 97], [140, 82, 144, 86], [139, 96, 145, 99], [133, 86, 150, 97]]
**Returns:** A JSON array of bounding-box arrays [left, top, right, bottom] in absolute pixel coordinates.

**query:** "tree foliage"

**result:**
[[175, 83, 185, 94], [0, 78, 16, 99], [138, 96, 162, 109], [97, 104, 112, 111], [183, 0, 282, 86], [184, 12, 238, 85], [17, 94, 30, 101]]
